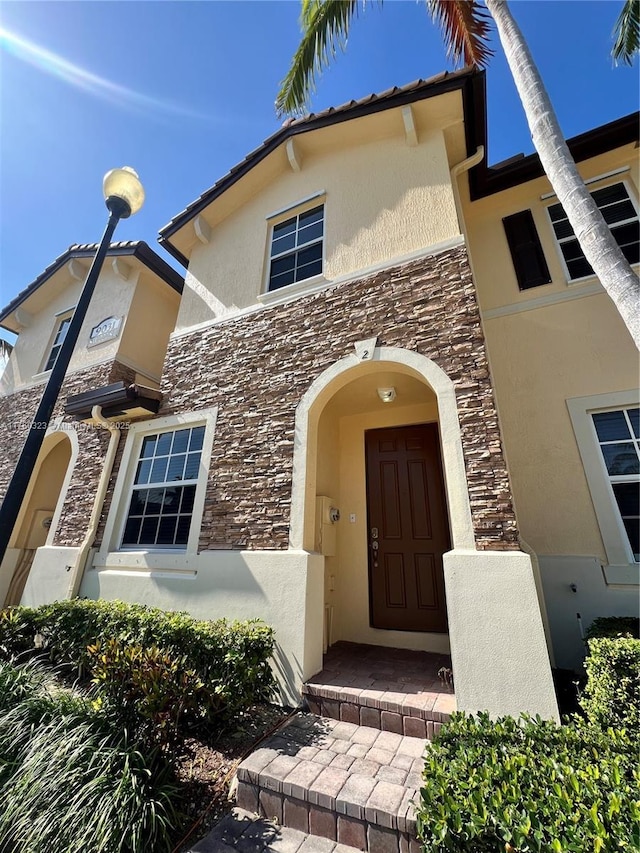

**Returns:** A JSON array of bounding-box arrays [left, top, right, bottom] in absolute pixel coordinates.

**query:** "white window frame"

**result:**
[[95, 407, 217, 570], [545, 179, 639, 285], [41, 309, 74, 373], [568, 390, 640, 585], [264, 195, 326, 296]]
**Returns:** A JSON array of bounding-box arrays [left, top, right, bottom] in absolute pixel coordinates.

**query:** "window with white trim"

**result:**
[[547, 182, 639, 281], [268, 204, 324, 291], [122, 425, 205, 549], [43, 314, 72, 372], [591, 407, 639, 562]]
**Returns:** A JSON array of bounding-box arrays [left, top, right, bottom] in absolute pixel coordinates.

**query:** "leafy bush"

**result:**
[[415, 712, 640, 853], [0, 599, 275, 727], [88, 638, 209, 747], [580, 636, 640, 732], [585, 616, 640, 640], [0, 660, 180, 853]]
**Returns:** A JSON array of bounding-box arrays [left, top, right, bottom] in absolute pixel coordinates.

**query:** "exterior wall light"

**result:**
[[0, 168, 145, 567], [377, 387, 396, 403]]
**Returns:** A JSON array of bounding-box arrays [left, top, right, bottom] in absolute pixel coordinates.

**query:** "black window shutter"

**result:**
[[503, 210, 552, 290]]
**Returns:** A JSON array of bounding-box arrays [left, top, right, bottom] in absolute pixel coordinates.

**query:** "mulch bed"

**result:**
[[172, 705, 291, 852]]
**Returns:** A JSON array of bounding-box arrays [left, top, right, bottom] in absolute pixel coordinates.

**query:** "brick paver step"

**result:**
[[236, 714, 426, 853], [187, 807, 364, 853], [303, 642, 455, 735]]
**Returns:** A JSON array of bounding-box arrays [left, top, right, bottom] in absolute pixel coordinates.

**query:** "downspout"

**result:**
[[66, 405, 120, 598], [449, 145, 484, 238]]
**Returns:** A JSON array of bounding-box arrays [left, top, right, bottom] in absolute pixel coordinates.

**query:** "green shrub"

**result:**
[[585, 616, 640, 640], [0, 599, 275, 727], [87, 638, 209, 747], [415, 712, 640, 853], [0, 660, 181, 853], [580, 636, 640, 732]]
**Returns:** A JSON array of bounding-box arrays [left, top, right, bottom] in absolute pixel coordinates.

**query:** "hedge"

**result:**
[[0, 599, 275, 727], [585, 616, 640, 641], [415, 712, 640, 853], [580, 636, 640, 733]]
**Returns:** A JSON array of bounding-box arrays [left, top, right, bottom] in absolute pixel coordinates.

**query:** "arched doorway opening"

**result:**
[[291, 346, 475, 655], [2, 432, 73, 606]]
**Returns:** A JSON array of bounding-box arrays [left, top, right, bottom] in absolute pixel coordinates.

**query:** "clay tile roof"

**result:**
[[0, 241, 183, 329]]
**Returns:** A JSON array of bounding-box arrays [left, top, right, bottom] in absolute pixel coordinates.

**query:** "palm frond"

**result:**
[[612, 0, 639, 65], [276, 0, 367, 117], [427, 0, 493, 68]]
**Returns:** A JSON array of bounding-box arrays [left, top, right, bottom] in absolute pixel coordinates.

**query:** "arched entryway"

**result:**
[[291, 346, 475, 655], [2, 431, 74, 606]]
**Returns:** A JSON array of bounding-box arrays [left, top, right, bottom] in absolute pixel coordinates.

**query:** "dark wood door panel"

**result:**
[[365, 424, 450, 633]]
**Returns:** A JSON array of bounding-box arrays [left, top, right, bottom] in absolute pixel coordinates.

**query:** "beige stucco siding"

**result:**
[[118, 271, 181, 384], [1, 267, 139, 394], [2, 263, 181, 395], [466, 145, 638, 313], [482, 294, 636, 559], [176, 128, 460, 333], [463, 146, 639, 562]]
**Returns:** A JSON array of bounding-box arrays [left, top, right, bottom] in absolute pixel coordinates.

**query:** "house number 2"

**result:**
[[354, 337, 378, 362]]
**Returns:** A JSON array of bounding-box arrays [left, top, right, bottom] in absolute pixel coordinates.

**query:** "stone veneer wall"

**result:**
[[0, 360, 135, 548], [99, 245, 517, 552]]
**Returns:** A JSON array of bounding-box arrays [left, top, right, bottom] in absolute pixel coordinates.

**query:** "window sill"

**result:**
[[602, 562, 640, 586], [258, 274, 329, 307], [32, 370, 52, 382], [94, 550, 198, 573]]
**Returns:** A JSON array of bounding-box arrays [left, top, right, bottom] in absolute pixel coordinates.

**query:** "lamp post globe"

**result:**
[[103, 167, 145, 218], [0, 168, 144, 569]]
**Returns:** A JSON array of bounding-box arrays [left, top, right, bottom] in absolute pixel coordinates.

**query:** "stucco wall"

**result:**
[[465, 145, 639, 313], [1, 268, 140, 394], [463, 147, 639, 565], [175, 127, 460, 332], [482, 297, 636, 560], [118, 271, 181, 384], [1, 263, 181, 395]]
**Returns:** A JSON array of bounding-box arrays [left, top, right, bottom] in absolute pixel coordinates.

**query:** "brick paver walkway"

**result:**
[[191, 643, 456, 853], [236, 714, 424, 851]]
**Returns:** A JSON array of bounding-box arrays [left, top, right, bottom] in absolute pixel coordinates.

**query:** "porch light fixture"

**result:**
[[0, 168, 145, 566], [377, 387, 396, 403]]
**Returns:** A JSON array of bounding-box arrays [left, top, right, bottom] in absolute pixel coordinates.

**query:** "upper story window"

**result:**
[[592, 407, 639, 562], [268, 204, 324, 292], [122, 425, 205, 549], [43, 314, 72, 372], [547, 182, 639, 281]]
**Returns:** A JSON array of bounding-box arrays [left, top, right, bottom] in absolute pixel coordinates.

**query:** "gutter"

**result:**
[[66, 405, 120, 598]]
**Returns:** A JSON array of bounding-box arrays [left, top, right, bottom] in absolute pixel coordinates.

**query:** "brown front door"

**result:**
[[365, 424, 450, 632]]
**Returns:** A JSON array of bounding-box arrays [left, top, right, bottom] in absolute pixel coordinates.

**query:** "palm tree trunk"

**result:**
[[485, 0, 640, 349]]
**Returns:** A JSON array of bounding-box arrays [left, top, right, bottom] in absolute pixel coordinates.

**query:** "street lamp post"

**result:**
[[0, 167, 145, 567]]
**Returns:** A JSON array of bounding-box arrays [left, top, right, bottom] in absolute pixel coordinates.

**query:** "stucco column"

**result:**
[[444, 549, 559, 721]]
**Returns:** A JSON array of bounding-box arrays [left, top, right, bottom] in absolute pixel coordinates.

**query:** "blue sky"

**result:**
[[0, 1, 638, 345]]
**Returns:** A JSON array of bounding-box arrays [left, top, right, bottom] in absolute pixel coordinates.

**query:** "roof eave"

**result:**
[[0, 242, 184, 331], [158, 68, 482, 259], [469, 111, 640, 199]]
